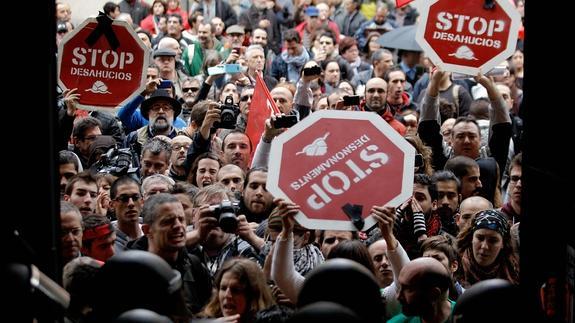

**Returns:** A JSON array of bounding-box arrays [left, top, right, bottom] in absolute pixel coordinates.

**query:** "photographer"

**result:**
[[186, 184, 263, 277], [181, 99, 222, 175], [251, 60, 320, 169]]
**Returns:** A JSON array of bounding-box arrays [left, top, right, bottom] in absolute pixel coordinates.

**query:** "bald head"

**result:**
[[457, 196, 493, 231], [270, 86, 294, 113], [365, 78, 388, 114], [399, 257, 451, 291]]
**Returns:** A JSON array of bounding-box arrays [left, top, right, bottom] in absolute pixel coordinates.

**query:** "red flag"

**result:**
[[245, 73, 280, 160], [396, 0, 414, 8]]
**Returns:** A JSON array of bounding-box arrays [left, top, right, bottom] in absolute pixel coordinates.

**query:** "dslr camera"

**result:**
[[208, 200, 241, 233], [214, 95, 240, 129]]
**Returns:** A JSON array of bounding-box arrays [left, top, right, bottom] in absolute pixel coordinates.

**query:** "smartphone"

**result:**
[[158, 79, 172, 89], [342, 95, 360, 106], [233, 46, 244, 55], [303, 65, 322, 76], [272, 115, 298, 128]]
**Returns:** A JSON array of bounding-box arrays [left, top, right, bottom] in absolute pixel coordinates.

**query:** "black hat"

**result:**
[[453, 279, 520, 323], [153, 48, 177, 59], [141, 89, 182, 120], [91, 250, 184, 321], [297, 258, 384, 323]]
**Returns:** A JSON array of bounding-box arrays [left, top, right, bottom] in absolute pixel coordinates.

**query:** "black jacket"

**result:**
[[127, 236, 213, 314]]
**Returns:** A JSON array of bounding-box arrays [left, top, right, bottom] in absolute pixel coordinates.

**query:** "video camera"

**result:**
[[208, 200, 241, 233], [92, 147, 139, 179], [214, 95, 240, 129]]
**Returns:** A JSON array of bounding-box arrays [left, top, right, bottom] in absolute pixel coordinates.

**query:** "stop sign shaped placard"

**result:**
[[58, 17, 149, 110], [416, 0, 520, 75], [268, 110, 415, 231]]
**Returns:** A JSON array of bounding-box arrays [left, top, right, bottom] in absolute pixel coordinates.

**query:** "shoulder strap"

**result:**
[[187, 44, 195, 67]]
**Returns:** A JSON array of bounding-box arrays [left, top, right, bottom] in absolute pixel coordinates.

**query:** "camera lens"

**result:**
[[218, 212, 238, 233]]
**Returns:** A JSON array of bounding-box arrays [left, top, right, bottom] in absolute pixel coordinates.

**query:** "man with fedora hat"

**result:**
[[124, 88, 182, 158], [117, 63, 187, 135]]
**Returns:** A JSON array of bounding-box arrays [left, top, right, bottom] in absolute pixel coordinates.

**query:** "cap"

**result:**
[[153, 48, 177, 59], [305, 6, 319, 17], [226, 24, 245, 35]]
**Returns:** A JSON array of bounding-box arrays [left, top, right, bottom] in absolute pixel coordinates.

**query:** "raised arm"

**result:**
[[418, 68, 448, 170], [271, 198, 305, 303], [475, 73, 512, 176], [251, 114, 285, 169], [370, 204, 410, 318]]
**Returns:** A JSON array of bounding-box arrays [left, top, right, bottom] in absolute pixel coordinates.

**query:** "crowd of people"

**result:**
[[54, 0, 526, 321]]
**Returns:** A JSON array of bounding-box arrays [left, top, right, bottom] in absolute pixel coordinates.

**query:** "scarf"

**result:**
[[501, 202, 520, 224], [281, 48, 310, 82], [350, 56, 362, 71], [461, 248, 518, 287], [293, 243, 324, 276]]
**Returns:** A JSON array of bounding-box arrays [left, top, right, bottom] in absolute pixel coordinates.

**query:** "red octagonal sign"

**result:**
[[58, 18, 149, 110], [415, 0, 520, 75], [268, 110, 415, 231]]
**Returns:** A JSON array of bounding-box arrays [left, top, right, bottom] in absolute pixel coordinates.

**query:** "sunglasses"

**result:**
[[240, 94, 253, 102], [115, 194, 142, 203], [182, 87, 199, 93]]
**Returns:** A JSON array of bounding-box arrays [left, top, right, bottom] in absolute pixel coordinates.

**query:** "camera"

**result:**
[[56, 22, 68, 34], [272, 114, 298, 128], [303, 65, 321, 76], [209, 200, 240, 233], [214, 95, 240, 129], [92, 147, 139, 179], [342, 95, 360, 106]]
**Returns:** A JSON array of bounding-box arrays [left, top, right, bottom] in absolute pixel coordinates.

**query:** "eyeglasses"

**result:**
[[115, 194, 142, 203], [150, 103, 174, 112], [182, 87, 199, 93], [240, 94, 253, 102], [510, 175, 522, 183], [172, 143, 190, 151]]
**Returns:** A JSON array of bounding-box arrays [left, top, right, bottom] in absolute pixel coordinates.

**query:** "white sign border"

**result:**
[[415, 0, 521, 76], [57, 17, 150, 112], [268, 110, 415, 231]]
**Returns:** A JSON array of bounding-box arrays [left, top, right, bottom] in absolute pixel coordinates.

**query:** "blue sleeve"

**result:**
[[174, 117, 187, 129], [117, 95, 146, 133]]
